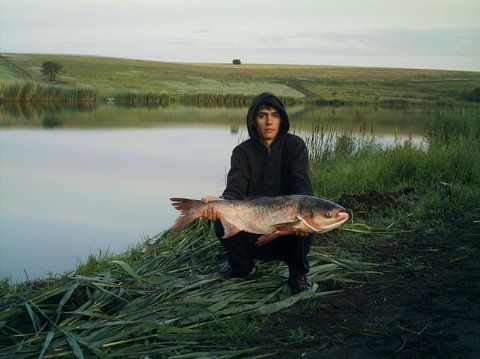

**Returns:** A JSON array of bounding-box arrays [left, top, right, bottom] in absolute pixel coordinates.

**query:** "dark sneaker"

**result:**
[[218, 266, 257, 280], [288, 275, 313, 294]]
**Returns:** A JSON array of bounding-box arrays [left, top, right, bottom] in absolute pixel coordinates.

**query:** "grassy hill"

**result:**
[[1, 53, 480, 104]]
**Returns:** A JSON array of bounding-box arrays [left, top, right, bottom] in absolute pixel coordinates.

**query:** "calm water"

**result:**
[[0, 104, 430, 281]]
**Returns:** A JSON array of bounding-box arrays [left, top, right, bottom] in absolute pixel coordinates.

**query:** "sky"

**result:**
[[1, 0, 479, 71]]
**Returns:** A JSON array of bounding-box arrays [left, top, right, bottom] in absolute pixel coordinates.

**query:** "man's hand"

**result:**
[[200, 196, 222, 221]]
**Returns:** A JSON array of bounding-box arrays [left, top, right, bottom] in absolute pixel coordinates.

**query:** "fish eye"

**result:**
[[325, 211, 332, 218]]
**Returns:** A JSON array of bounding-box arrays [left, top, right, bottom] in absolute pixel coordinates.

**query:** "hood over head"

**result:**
[[246, 92, 290, 143]]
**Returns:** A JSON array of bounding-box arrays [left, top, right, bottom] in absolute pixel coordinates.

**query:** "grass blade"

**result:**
[[110, 259, 142, 282], [38, 329, 55, 359], [25, 302, 41, 333], [66, 332, 85, 359]]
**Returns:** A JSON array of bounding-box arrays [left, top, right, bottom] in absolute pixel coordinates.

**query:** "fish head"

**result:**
[[299, 197, 349, 233]]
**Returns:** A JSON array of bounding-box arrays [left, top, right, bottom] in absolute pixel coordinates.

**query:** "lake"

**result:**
[[0, 103, 431, 281]]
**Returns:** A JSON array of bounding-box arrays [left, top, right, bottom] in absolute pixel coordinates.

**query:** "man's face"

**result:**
[[254, 106, 281, 145]]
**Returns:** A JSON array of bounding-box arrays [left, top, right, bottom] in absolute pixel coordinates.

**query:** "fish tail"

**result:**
[[170, 198, 203, 232]]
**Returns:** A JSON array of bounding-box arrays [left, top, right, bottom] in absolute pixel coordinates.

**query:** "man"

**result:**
[[202, 92, 314, 293]]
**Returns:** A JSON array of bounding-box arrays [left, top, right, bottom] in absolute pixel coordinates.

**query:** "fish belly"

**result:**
[[220, 203, 295, 235]]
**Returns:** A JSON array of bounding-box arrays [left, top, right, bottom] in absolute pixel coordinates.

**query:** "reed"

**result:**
[[114, 91, 174, 105], [0, 81, 96, 103], [0, 222, 374, 358], [308, 109, 480, 207], [181, 92, 255, 106]]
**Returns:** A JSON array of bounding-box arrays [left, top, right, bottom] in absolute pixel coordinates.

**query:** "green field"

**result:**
[[1, 53, 480, 104]]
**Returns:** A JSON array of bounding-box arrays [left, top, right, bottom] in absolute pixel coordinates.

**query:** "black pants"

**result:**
[[214, 221, 314, 278]]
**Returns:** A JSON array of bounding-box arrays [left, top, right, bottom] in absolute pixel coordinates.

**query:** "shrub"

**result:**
[[41, 61, 63, 81]]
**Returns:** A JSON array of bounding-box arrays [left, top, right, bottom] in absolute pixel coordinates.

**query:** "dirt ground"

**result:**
[[260, 193, 480, 359]]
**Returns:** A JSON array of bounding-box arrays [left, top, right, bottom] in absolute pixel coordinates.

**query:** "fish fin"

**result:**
[[220, 216, 242, 238], [257, 220, 307, 246], [273, 220, 303, 232], [255, 233, 278, 246], [170, 198, 202, 232]]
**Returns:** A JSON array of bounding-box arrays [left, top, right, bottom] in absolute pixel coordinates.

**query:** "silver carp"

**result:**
[[170, 195, 349, 245]]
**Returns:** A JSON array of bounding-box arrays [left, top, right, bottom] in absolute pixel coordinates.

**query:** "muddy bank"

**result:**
[[260, 202, 480, 358]]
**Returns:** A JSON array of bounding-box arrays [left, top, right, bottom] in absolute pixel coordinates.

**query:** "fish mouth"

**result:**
[[298, 212, 349, 233], [322, 209, 350, 230], [315, 209, 349, 232], [337, 210, 349, 221], [316, 216, 349, 232]]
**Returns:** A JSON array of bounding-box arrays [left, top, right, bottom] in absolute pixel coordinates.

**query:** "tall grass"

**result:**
[[0, 81, 96, 103], [182, 92, 255, 106], [115, 91, 174, 105], [308, 109, 480, 202]]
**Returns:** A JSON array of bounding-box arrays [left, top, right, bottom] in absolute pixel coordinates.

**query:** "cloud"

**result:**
[[191, 28, 211, 33], [2, 0, 478, 70], [167, 27, 480, 60], [293, 28, 480, 57]]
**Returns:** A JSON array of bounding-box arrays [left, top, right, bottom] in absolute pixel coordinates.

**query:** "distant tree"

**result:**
[[41, 61, 63, 81], [232, 59, 241, 65]]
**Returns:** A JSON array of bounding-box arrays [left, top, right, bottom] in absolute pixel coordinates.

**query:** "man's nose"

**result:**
[[265, 115, 273, 123]]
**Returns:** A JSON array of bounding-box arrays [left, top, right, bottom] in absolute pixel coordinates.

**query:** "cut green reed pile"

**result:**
[[0, 223, 375, 358], [0, 81, 96, 103]]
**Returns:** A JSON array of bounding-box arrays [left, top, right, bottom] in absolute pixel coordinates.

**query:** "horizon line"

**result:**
[[1, 51, 478, 73]]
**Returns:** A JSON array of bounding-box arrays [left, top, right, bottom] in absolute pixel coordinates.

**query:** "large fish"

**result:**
[[170, 195, 349, 245]]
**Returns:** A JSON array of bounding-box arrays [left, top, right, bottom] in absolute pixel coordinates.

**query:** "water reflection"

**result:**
[[1, 103, 431, 135], [0, 102, 96, 123], [1, 127, 238, 281], [0, 103, 432, 281], [42, 115, 63, 129]]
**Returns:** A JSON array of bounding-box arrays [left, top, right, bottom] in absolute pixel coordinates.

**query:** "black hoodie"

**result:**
[[222, 92, 313, 200]]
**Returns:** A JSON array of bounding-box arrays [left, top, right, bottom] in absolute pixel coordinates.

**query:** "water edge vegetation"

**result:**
[[0, 81, 96, 103]]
